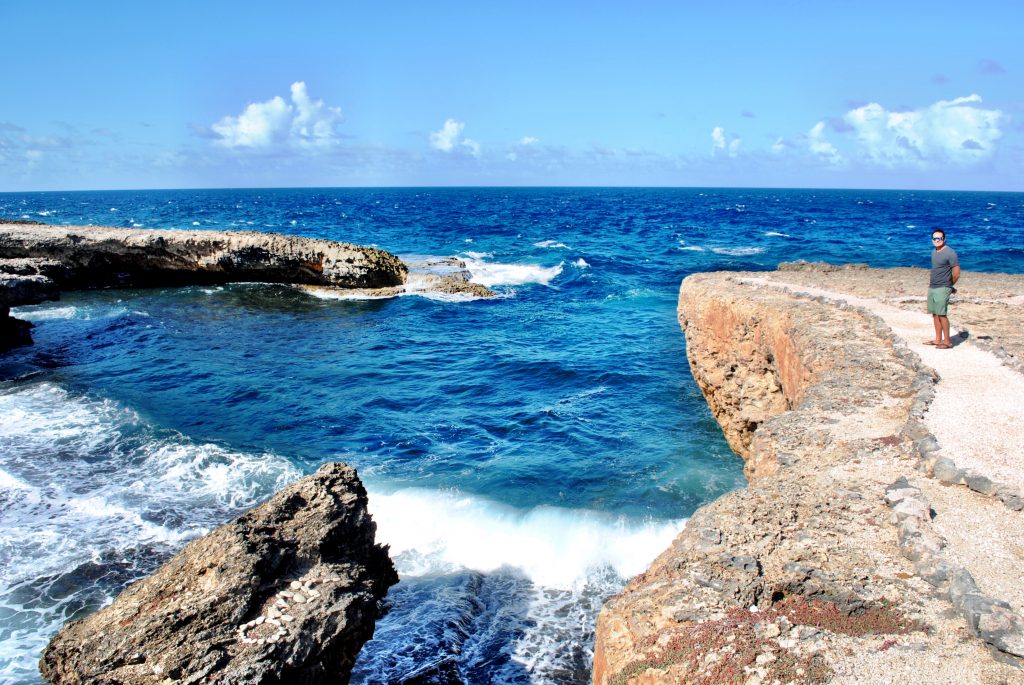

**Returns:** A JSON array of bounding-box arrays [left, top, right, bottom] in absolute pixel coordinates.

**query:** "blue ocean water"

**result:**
[[0, 188, 1022, 684]]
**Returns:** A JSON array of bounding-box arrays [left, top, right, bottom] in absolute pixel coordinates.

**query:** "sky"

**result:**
[[1, 1, 1022, 191]]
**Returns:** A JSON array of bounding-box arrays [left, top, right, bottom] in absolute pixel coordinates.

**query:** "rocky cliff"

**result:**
[[592, 270, 1024, 684], [0, 223, 408, 291], [40, 462, 398, 685]]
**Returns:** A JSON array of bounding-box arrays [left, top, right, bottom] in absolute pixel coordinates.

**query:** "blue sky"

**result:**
[[1, 1, 1021, 191]]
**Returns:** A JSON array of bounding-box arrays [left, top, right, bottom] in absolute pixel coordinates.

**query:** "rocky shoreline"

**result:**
[[0, 222, 495, 350], [593, 264, 1024, 684]]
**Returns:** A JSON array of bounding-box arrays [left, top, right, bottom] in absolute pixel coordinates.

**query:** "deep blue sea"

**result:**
[[1, 188, 1022, 684]]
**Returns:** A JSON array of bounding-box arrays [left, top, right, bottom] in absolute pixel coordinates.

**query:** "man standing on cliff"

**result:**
[[925, 229, 960, 349]]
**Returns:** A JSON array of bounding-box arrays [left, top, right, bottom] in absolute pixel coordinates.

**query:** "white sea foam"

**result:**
[[12, 303, 130, 321], [711, 246, 766, 256], [678, 246, 705, 252], [462, 257, 563, 288], [534, 240, 571, 249], [906, 224, 916, 228], [573, 258, 590, 268], [460, 251, 492, 259], [368, 487, 684, 589], [764, 231, 790, 237]]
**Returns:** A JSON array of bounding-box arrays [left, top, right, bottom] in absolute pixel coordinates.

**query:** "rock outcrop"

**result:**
[[0, 258, 61, 350], [592, 271, 1023, 684], [40, 462, 398, 685], [0, 223, 408, 290]]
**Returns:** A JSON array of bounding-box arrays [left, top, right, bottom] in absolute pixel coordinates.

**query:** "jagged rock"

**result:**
[[40, 462, 398, 685], [0, 259, 61, 350], [0, 223, 407, 290]]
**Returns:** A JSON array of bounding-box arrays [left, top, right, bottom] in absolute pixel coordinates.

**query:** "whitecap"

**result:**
[[192, 221, 200, 226], [534, 240, 571, 249], [677, 246, 705, 252], [12, 304, 129, 321], [460, 251, 493, 259], [906, 224, 916, 229], [573, 258, 590, 268], [462, 257, 563, 288], [711, 246, 766, 256], [764, 231, 790, 237], [367, 486, 684, 589]]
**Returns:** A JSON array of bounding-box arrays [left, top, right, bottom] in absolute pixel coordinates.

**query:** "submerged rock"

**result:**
[[40, 462, 398, 685]]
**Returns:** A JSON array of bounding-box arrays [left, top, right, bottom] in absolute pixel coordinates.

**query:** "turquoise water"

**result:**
[[1, 188, 1022, 683]]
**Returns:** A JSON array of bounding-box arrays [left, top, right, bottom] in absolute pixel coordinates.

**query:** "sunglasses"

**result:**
[[931, 236, 944, 242]]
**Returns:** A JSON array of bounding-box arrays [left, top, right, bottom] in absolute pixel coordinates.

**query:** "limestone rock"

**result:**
[[0, 223, 407, 290], [40, 462, 398, 685]]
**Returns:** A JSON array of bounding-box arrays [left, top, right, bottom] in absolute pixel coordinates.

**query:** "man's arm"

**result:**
[[952, 265, 961, 284]]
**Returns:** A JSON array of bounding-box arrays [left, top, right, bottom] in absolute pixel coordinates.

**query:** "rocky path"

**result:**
[[594, 266, 1024, 685], [750, 270, 1024, 651], [746, 275, 1024, 495]]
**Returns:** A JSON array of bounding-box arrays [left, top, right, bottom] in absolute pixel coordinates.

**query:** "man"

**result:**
[[924, 229, 960, 349]]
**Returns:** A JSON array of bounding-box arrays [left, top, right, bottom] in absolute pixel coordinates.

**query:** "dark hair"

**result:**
[[932, 229, 946, 239]]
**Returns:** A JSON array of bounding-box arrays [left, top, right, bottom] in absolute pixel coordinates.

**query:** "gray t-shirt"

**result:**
[[930, 246, 959, 288]]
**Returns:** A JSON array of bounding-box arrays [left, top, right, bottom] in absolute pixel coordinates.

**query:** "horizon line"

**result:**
[[3, 184, 1022, 195]]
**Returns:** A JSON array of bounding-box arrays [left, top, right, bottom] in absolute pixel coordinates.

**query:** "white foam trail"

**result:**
[[678, 246, 705, 252], [461, 251, 492, 259], [534, 240, 571, 249], [764, 231, 790, 237], [711, 246, 766, 256], [462, 258, 563, 288], [368, 487, 685, 590]]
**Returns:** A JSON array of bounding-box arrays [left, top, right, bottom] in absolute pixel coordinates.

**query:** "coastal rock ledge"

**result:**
[[40, 463, 398, 685], [0, 222, 408, 291], [593, 270, 1024, 684]]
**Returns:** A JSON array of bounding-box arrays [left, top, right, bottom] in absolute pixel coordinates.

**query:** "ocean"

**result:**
[[1, 187, 1022, 684]]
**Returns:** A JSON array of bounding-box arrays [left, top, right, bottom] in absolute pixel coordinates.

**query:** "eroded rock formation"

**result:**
[[40, 462, 398, 685], [0, 223, 408, 290], [592, 271, 1023, 684]]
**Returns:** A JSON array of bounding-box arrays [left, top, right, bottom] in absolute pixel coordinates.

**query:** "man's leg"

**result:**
[[931, 314, 943, 344], [938, 315, 951, 347]]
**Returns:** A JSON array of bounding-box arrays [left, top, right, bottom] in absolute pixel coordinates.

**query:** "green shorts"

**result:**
[[927, 287, 952, 316]]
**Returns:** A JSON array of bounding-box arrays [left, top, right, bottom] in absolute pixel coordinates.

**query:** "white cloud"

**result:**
[[211, 82, 343, 151], [520, 136, 539, 145], [842, 94, 1004, 168], [429, 119, 481, 157], [711, 127, 741, 157], [808, 121, 843, 165]]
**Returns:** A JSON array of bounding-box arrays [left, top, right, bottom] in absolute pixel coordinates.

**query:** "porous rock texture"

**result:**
[[0, 223, 408, 291], [40, 462, 398, 685], [592, 270, 1023, 685]]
